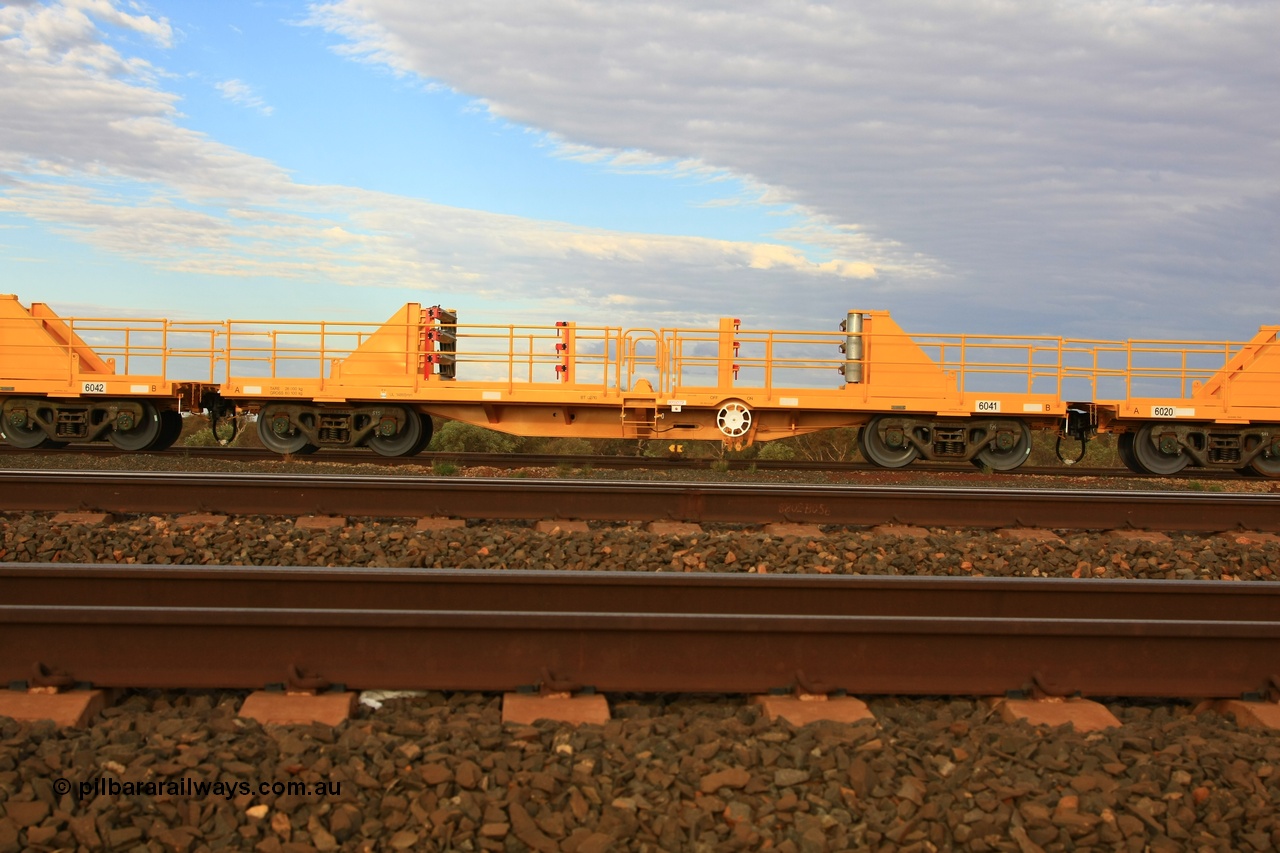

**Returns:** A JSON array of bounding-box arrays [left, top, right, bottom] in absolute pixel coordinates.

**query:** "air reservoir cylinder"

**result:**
[[843, 311, 864, 383]]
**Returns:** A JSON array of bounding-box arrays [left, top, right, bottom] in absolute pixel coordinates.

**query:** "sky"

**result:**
[[0, 0, 1275, 343]]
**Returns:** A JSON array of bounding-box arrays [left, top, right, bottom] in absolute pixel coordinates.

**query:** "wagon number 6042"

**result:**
[[81, 381, 106, 394]]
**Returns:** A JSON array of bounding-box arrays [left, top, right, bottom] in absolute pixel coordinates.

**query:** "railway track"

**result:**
[[1, 469, 1278, 531], [0, 442, 1245, 480], [5, 564, 1277, 697]]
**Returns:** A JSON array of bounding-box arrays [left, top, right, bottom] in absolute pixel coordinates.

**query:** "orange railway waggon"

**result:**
[[2, 293, 1278, 476]]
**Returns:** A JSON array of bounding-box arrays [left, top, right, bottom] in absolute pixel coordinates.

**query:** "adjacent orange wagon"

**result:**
[[2, 293, 1278, 475]]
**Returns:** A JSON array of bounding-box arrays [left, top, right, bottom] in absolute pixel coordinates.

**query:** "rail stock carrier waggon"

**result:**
[[2, 294, 1279, 476]]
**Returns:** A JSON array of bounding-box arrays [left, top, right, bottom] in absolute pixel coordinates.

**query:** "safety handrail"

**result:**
[[6, 310, 1278, 408]]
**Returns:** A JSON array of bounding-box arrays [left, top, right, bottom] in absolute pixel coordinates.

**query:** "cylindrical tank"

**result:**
[[843, 311, 863, 383]]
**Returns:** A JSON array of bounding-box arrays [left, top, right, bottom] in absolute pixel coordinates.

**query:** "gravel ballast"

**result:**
[[1, 513, 1277, 581], [4, 509, 1279, 852], [2, 693, 1279, 853]]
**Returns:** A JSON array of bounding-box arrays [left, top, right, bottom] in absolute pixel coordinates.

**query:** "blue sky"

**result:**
[[0, 0, 1275, 340], [142, 3, 796, 240]]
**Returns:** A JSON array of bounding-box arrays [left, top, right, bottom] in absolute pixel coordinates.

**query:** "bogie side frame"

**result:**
[[2, 294, 1278, 475]]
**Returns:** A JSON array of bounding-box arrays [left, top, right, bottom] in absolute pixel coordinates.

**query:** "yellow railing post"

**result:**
[[507, 326, 515, 389], [1026, 345, 1033, 394], [1125, 340, 1132, 399], [1056, 338, 1064, 397], [319, 322, 326, 386], [613, 329, 621, 392], [1222, 340, 1230, 409], [526, 332, 534, 385], [765, 333, 774, 398], [672, 332, 682, 394]]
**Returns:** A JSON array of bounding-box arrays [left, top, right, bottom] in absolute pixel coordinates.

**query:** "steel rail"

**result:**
[[11, 564, 1280, 620], [0, 442, 1240, 480], [0, 469, 1276, 531], [3, 565, 1277, 697]]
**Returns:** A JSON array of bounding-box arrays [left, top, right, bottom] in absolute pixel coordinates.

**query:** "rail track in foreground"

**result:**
[[0, 469, 1277, 532], [0, 443, 1247, 480], [4, 565, 1277, 698]]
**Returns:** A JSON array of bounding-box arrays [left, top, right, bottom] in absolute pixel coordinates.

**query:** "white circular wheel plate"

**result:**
[[717, 403, 752, 438]]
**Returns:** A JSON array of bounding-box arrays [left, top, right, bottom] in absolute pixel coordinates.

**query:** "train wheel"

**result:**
[[107, 401, 162, 451], [974, 420, 1032, 471], [1131, 423, 1189, 475], [257, 406, 317, 455], [410, 414, 435, 454], [858, 416, 919, 468], [1117, 433, 1146, 473], [1243, 438, 1280, 478], [1, 404, 55, 449], [367, 408, 423, 457], [149, 410, 184, 451]]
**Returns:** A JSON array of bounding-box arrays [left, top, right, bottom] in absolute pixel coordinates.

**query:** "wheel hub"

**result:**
[[884, 427, 904, 449], [115, 412, 135, 431], [716, 402, 752, 439], [272, 416, 292, 435]]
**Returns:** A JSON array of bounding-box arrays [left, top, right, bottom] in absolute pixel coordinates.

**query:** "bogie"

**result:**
[[1116, 423, 1280, 475], [857, 416, 1032, 471], [254, 402, 429, 457], [0, 396, 177, 450]]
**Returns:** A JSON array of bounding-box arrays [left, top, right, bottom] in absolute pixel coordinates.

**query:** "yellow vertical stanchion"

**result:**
[[555, 322, 574, 384]]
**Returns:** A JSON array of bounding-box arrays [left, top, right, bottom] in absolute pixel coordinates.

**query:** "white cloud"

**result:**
[[0, 0, 890, 327], [65, 0, 172, 45], [0, 2, 282, 197], [215, 78, 273, 116], [6, 0, 1273, 341], [0, 0, 880, 331], [305, 0, 1280, 338]]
